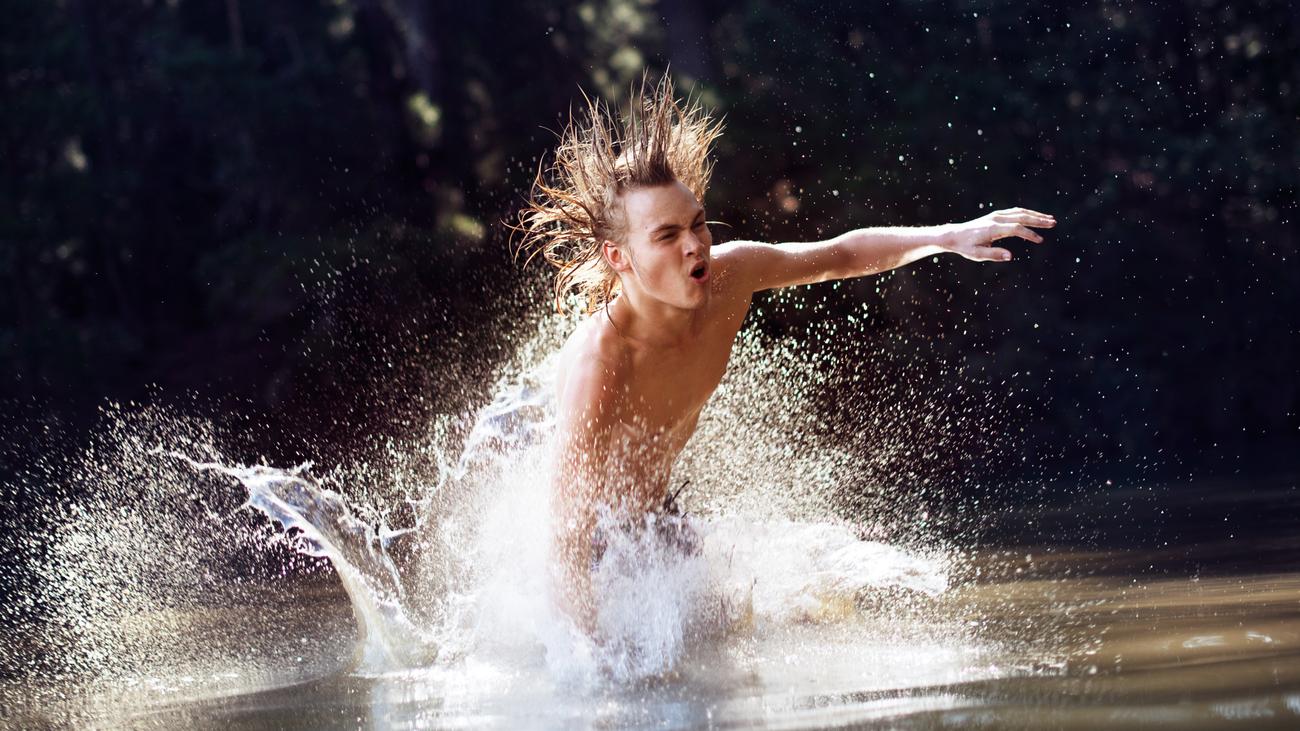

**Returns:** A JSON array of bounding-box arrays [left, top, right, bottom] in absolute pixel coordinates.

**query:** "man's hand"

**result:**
[[942, 207, 1056, 262]]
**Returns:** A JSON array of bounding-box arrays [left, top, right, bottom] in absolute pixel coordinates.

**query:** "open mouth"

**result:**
[[689, 261, 709, 281]]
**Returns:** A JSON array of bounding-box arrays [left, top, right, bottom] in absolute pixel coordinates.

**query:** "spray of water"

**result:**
[[5, 298, 1013, 693]]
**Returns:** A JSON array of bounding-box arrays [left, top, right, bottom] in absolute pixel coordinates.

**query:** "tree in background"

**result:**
[[2, 0, 1296, 480]]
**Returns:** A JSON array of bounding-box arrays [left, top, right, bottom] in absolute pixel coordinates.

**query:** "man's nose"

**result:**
[[684, 231, 707, 257]]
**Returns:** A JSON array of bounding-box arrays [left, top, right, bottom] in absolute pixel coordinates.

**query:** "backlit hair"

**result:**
[[511, 72, 724, 314]]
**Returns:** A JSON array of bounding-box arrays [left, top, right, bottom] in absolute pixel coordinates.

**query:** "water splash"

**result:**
[[168, 456, 439, 671], [11, 313, 995, 692], [148, 332, 953, 683]]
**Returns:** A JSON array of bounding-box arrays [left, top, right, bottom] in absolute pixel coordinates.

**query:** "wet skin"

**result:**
[[553, 184, 748, 513], [550, 179, 1055, 630]]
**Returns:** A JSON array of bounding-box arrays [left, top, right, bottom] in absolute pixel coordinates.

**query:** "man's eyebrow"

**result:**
[[650, 209, 706, 235]]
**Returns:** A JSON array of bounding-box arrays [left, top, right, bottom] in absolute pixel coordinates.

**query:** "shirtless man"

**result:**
[[514, 76, 1054, 634]]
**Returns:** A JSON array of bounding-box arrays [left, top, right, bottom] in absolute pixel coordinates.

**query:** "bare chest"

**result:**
[[615, 297, 751, 444], [621, 336, 733, 435]]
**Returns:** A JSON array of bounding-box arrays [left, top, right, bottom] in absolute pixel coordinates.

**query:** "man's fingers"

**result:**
[[1021, 211, 1056, 227], [993, 211, 1055, 228], [1013, 207, 1057, 225], [970, 246, 1013, 262], [994, 207, 1056, 223], [1016, 224, 1045, 243], [994, 222, 1044, 244]]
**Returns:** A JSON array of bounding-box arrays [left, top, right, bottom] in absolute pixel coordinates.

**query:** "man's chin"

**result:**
[[684, 292, 710, 309], [647, 288, 707, 311]]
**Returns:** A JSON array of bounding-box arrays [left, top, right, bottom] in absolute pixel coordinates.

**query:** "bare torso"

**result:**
[[553, 246, 752, 512]]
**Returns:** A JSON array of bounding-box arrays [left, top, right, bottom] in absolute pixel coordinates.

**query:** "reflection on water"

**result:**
[[6, 487, 1299, 729]]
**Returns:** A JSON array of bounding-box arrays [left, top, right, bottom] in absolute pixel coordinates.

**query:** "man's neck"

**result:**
[[608, 289, 702, 349]]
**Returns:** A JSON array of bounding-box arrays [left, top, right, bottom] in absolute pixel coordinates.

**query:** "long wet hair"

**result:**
[[511, 72, 725, 315]]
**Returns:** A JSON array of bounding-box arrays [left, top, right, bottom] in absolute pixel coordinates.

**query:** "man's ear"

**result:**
[[603, 239, 631, 273]]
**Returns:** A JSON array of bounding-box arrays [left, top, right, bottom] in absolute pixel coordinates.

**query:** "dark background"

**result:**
[[3, 0, 1297, 504]]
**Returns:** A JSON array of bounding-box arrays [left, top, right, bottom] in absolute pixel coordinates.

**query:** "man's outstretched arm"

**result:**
[[721, 207, 1056, 292]]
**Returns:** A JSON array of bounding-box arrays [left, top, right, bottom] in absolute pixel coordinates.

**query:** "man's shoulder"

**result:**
[[560, 313, 629, 368], [556, 315, 629, 407], [711, 240, 770, 287], [712, 239, 767, 261]]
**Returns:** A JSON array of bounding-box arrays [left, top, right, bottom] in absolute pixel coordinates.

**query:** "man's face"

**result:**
[[611, 180, 713, 309]]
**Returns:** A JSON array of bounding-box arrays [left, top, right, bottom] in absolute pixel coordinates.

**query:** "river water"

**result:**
[[2, 324, 1297, 729]]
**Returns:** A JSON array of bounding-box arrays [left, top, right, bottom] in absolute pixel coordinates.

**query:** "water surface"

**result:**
[[6, 476, 1297, 730]]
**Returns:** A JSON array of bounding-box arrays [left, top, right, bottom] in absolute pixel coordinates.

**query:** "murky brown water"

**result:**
[[5, 475, 1297, 730]]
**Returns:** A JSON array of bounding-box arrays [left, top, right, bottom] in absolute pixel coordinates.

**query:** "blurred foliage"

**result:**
[[1, 0, 1296, 480]]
